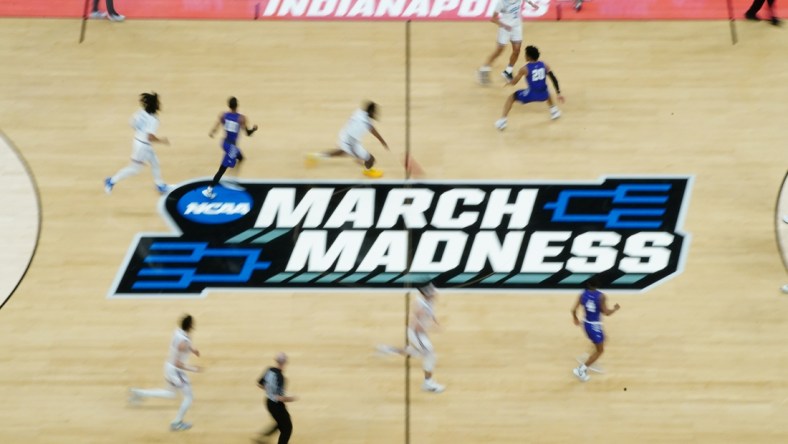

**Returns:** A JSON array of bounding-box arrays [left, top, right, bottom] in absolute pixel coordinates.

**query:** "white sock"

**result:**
[[505, 66, 513, 74], [579, 364, 588, 372], [132, 388, 176, 399], [550, 106, 559, 113]]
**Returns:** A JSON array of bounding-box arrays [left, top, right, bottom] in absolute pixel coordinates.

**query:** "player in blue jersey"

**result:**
[[202, 97, 258, 199], [571, 278, 620, 382], [495, 45, 564, 130]]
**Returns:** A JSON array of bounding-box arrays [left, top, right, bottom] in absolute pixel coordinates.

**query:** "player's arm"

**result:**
[[571, 296, 582, 326], [147, 133, 169, 145], [369, 126, 389, 150], [544, 63, 565, 102], [490, 9, 511, 31], [209, 113, 224, 138], [600, 294, 620, 316], [240, 114, 258, 136], [508, 66, 528, 86], [174, 342, 201, 372], [411, 306, 428, 333]]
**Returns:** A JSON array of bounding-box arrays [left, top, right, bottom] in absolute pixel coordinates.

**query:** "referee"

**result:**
[[257, 353, 297, 444]]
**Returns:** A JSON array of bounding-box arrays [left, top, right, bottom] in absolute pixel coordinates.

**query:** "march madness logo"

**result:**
[[109, 177, 692, 297]]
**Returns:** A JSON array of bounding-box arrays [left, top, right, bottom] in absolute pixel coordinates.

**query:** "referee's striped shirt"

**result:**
[[259, 367, 285, 402]]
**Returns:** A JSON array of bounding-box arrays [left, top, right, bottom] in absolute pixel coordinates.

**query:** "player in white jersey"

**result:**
[[105, 92, 171, 195], [377, 284, 445, 393], [305, 101, 389, 178], [129, 315, 202, 431], [478, 0, 539, 84]]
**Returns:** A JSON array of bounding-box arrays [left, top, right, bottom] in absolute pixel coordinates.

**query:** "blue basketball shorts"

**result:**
[[584, 322, 605, 344], [221, 141, 242, 168], [514, 88, 549, 104]]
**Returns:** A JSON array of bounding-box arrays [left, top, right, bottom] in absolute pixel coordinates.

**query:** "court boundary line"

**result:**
[[775, 170, 788, 271], [0, 129, 43, 311]]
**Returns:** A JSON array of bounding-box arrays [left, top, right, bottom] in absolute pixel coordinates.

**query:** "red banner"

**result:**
[[0, 0, 767, 20]]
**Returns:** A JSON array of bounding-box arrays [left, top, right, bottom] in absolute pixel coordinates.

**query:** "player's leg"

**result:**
[[105, 159, 143, 193], [203, 144, 239, 198], [494, 92, 519, 130], [147, 150, 171, 194], [342, 140, 381, 178], [202, 165, 227, 198], [584, 342, 604, 367], [479, 28, 508, 84], [573, 324, 603, 382], [170, 379, 193, 431], [545, 94, 561, 120], [502, 40, 521, 82], [306, 133, 352, 167], [414, 332, 444, 393], [129, 386, 176, 403], [223, 150, 244, 187]]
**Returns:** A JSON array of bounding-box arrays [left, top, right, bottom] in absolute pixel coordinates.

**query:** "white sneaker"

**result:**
[[782, 284, 788, 294], [782, 215, 788, 224], [170, 421, 192, 431], [422, 380, 445, 393], [90, 11, 108, 19], [573, 367, 590, 382], [109, 14, 125, 22], [202, 187, 216, 199], [495, 118, 507, 130], [550, 109, 562, 120]]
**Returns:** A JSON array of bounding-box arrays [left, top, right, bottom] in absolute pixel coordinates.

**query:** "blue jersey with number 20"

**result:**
[[525, 61, 548, 93]]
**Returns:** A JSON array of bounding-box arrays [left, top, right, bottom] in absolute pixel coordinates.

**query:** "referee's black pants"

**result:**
[[266, 399, 292, 444], [746, 0, 776, 15], [92, 0, 120, 16]]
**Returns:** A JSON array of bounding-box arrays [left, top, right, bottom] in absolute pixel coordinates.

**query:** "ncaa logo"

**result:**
[[176, 188, 252, 224]]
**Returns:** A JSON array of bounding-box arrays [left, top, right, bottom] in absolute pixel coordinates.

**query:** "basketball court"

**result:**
[[1, 1, 788, 442]]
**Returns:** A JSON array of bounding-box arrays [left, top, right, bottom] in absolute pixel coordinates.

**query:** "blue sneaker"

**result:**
[[156, 183, 172, 195], [104, 177, 114, 194]]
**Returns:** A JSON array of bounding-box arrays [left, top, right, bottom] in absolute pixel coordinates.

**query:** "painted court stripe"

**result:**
[[252, 229, 291, 244], [612, 274, 647, 285], [226, 229, 263, 243], [505, 274, 552, 284]]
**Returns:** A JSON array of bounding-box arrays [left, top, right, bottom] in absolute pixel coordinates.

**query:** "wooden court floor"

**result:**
[[1, 18, 788, 443]]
